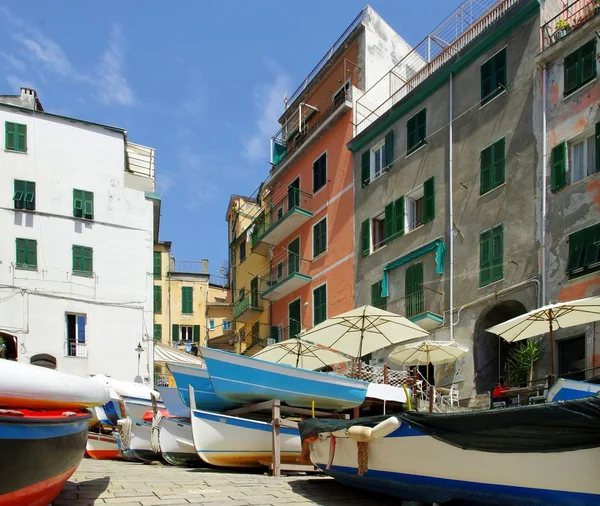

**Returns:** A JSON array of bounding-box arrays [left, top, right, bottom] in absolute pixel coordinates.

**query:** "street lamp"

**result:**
[[135, 342, 144, 377]]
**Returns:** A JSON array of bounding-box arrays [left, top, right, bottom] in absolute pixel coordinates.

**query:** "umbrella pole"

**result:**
[[549, 312, 555, 384], [357, 324, 365, 380]]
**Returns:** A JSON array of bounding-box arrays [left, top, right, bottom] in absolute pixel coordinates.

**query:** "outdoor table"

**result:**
[[498, 385, 543, 404]]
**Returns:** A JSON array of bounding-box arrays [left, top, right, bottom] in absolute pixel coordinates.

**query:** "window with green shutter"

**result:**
[[423, 177, 435, 223], [361, 150, 371, 187], [15, 238, 37, 269], [313, 217, 327, 258], [5, 122, 27, 152], [371, 280, 387, 310], [73, 189, 94, 219], [313, 284, 327, 325], [313, 152, 327, 192], [13, 180, 35, 211], [479, 225, 504, 287], [153, 251, 162, 279], [193, 325, 200, 343], [564, 39, 596, 97], [407, 109, 427, 154], [154, 324, 162, 340], [551, 142, 567, 192], [384, 130, 394, 171], [567, 223, 600, 277], [172, 324, 180, 342], [480, 138, 506, 195], [481, 48, 507, 105], [405, 263, 424, 318], [360, 219, 370, 257], [154, 285, 162, 314], [72, 245, 93, 276], [182, 286, 193, 314], [239, 241, 246, 262]]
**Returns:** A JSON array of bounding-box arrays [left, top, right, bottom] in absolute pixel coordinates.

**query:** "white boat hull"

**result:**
[[86, 432, 121, 460], [191, 408, 301, 468], [158, 417, 199, 466]]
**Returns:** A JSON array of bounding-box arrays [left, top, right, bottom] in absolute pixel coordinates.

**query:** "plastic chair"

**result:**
[[441, 383, 459, 406]]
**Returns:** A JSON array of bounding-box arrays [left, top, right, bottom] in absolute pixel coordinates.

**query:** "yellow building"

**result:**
[[226, 195, 271, 354], [206, 285, 234, 351]]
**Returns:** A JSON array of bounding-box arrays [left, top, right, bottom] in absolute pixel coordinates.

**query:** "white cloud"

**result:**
[[12, 31, 72, 76], [243, 59, 291, 162], [94, 24, 134, 106], [5, 74, 36, 92], [0, 52, 26, 72]]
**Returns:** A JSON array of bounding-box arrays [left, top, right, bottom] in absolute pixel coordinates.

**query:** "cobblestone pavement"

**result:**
[[52, 458, 401, 506]]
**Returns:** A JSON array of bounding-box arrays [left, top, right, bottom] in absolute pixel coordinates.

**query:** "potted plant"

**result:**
[[506, 339, 541, 387], [555, 19, 571, 40]]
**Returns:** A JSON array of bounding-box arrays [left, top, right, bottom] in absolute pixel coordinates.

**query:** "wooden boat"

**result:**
[[86, 432, 121, 460], [158, 417, 199, 466], [118, 396, 165, 462], [302, 396, 600, 505], [200, 346, 369, 410], [0, 359, 109, 409], [156, 386, 189, 418], [190, 407, 301, 468], [546, 378, 600, 402], [0, 408, 91, 506]]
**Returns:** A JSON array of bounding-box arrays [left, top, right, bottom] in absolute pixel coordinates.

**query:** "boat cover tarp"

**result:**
[[298, 394, 600, 453]]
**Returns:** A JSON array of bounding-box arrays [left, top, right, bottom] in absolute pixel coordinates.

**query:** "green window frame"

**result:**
[[567, 223, 600, 277], [154, 285, 162, 314], [551, 142, 567, 192], [405, 263, 424, 318], [479, 224, 504, 287], [153, 251, 162, 279], [564, 39, 596, 97], [239, 241, 246, 262], [370, 280, 387, 310], [73, 189, 94, 219], [481, 48, 507, 105], [15, 238, 37, 269], [172, 324, 180, 342], [313, 152, 327, 192], [313, 284, 327, 326], [13, 179, 35, 211], [313, 217, 327, 258], [193, 325, 200, 343], [154, 324, 162, 340], [72, 245, 93, 276], [182, 286, 193, 314], [480, 138, 506, 194], [407, 109, 426, 155], [5, 121, 27, 152]]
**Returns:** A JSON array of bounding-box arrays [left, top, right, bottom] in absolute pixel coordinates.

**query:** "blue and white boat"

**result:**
[[200, 346, 369, 410], [166, 362, 242, 412], [546, 378, 600, 402], [158, 417, 199, 467], [156, 387, 190, 418]]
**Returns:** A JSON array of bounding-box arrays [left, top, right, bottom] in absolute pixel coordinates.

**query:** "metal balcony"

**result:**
[[541, 0, 599, 50], [260, 255, 312, 302], [388, 287, 444, 331], [233, 294, 262, 324], [251, 187, 313, 255]]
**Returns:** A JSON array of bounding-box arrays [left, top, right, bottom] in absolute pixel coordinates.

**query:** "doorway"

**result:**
[[558, 335, 586, 381], [288, 177, 300, 210], [288, 237, 300, 276], [289, 299, 301, 339]]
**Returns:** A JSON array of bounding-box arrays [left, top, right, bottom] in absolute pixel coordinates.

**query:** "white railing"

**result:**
[[332, 361, 410, 387], [67, 341, 87, 358]]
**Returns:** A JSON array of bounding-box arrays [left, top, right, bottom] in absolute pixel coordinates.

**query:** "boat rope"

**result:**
[[357, 441, 368, 476], [117, 417, 132, 450], [151, 410, 163, 453], [327, 434, 336, 470]]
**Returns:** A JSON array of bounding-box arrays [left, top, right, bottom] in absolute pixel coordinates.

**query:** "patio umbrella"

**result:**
[[300, 305, 429, 361], [251, 338, 349, 370], [486, 296, 600, 375], [388, 340, 468, 381]]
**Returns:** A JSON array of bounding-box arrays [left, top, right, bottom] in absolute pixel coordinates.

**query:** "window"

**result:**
[[480, 224, 504, 287], [181, 325, 193, 341], [182, 287, 193, 314], [361, 130, 394, 187], [277, 207, 283, 220], [270, 325, 283, 343], [13, 180, 35, 211], [154, 285, 162, 314], [564, 39, 596, 97], [371, 280, 387, 310], [480, 138, 506, 194], [567, 223, 600, 277], [405, 263, 424, 318], [154, 324, 162, 340], [313, 217, 327, 258], [251, 322, 260, 343], [313, 284, 327, 326], [277, 261, 284, 280], [5, 121, 27, 152], [209, 319, 215, 330], [406, 187, 424, 232], [332, 80, 350, 107], [172, 324, 179, 342], [66, 314, 86, 357], [371, 211, 386, 253], [407, 109, 426, 154], [239, 241, 246, 262], [481, 48, 507, 105], [73, 189, 94, 219], [153, 251, 161, 279], [313, 152, 327, 193], [15, 238, 37, 269], [558, 335, 586, 381], [223, 320, 231, 331], [552, 122, 600, 191], [72, 245, 93, 276]]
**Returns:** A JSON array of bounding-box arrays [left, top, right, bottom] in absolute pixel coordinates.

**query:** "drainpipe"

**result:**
[[449, 72, 455, 341], [541, 63, 548, 306]]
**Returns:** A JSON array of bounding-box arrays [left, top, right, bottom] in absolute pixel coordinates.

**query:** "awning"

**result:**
[[154, 342, 205, 366]]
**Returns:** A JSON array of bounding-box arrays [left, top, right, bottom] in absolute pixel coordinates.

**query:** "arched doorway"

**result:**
[[473, 301, 527, 394]]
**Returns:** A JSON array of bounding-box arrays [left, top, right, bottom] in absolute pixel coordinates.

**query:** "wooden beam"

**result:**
[[271, 400, 281, 478], [269, 463, 321, 473], [225, 400, 275, 416]]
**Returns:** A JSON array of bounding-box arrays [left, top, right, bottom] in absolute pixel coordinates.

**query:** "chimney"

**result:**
[[20, 88, 43, 111], [202, 259, 209, 274]]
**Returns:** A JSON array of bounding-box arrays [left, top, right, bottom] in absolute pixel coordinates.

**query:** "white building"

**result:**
[[0, 88, 159, 385]]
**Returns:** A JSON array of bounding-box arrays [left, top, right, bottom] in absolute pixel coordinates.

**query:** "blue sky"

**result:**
[[0, 1, 463, 277]]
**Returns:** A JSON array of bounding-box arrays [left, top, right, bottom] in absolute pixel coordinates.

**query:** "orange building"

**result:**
[[247, 7, 411, 341]]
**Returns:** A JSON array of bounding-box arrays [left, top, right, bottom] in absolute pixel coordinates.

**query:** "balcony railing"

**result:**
[[542, 0, 599, 50], [250, 187, 313, 255], [233, 293, 262, 323], [260, 255, 312, 302], [67, 340, 87, 358], [388, 287, 444, 330]]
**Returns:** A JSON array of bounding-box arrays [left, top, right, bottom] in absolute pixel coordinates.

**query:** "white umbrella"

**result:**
[[486, 296, 600, 374], [300, 305, 429, 360], [388, 340, 469, 370], [251, 338, 349, 370]]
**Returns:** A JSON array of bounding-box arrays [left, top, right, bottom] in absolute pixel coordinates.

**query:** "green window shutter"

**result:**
[[153, 251, 162, 279], [15, 239, 26, 267], [567, 230, 586, 274], [16, 123, 26, 152], [313, 285, 327, 325], [480, 145, 493, 194], [182, 287, 193, 314], [172, 324, 180, 342], [193, 325, 200, 343], [384, 202, 394, 243], [84, 191, 94, 219], [371, 280, 387, 310], [27, 240, 37, 268], [479, 230, 492, 287], [384, 130, 394, 171], [595, 122, 600, 173], [83, 247, 93, 273], [361, 151, 370, 187], [491, 225, 504, 282], [417, 109, 426, 145], [360, 219, 370, 257], [551, 142, 567, 192], [270, 326, 279, 342], [493, 138, 506, 187], [494, 49, 507, 92], [423, 177, 435, 223], [580, 39, 596, 85], [564, 51, 579, 95], [73, 189, 83, 217], [154, 324, 162, 340], [13, 180, 25, 209], [313, 219, 327, 257], [5, 121, 16, 150], [24, 181, 35, 210], [154, 285, 162, 314], [72, 246, 82, 272], [481, 59, 493, 102], [5, 122, 26, 152], [583, 224, 600, 268], [407, 109, 426, 153], [394, 196, 405, 237], [407, 115, 416, 153]]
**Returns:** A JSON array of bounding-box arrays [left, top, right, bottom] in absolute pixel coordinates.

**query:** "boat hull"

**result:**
[[0, 409, 91, 506], [156, 387, 190, 418], [191, 408, 301, 468], [308, 423, 600, 505], [122, 396, 165, 422], [159, 417, 199, 466], [200, 346, 368, 410], [547, 378, 600, 402], [86, 432, 121, 460], [128, 419, 160, 462]]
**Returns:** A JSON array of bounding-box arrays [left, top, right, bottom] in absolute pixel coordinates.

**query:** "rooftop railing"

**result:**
[[541, 0, 599, 50]]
